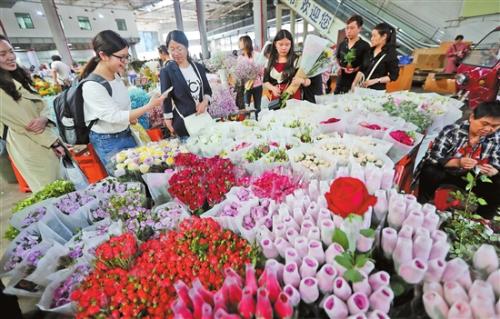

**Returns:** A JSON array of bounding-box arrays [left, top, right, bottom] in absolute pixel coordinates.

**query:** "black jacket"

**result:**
[[160, 61, 212, 136], [363, 47, 400, 90]]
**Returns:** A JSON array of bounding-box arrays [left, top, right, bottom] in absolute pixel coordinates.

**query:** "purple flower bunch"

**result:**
[[381, 194, 444, 285], [51, 264, 91, 308], [242, 199, 274, 231], [422, 244, 499, 319], [85, 179, 128, 197], [208, 86, 238, 118], [234, 58, 259, 83], [5, 231, 42, 271], [55, 192, 95, 215], [153, 203, 187, 231], [20, 206, 47, 229]]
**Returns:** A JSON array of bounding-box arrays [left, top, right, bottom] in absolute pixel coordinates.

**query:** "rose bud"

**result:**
[[323, 294, 349, 319]]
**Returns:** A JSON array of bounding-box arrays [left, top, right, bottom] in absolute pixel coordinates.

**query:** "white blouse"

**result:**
[[83, 75, 131, 134]]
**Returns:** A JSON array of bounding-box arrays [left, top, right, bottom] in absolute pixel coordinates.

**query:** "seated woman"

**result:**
[[415, 101, 500, 219]]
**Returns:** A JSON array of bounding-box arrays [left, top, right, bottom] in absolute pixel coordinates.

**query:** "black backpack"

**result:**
[[53, 73, 112, 145]]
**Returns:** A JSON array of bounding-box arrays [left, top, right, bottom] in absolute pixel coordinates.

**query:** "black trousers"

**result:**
[[334, 74, 355, 94], [418, 163, 500, 219], [244, 85, 262, 119]]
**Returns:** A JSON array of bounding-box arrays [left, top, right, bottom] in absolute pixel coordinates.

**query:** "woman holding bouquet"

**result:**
[[239, 36, 263, 117], [263, 30, 310, 102], [160, 30, 212, 137], [352, 23, 399, 91], [0, 35, 65, 191]]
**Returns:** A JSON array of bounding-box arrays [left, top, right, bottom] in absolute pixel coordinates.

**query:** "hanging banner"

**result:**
[[281, 0, 336, 38]]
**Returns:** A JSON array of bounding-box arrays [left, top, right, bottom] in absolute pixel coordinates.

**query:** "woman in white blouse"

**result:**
[[80, 30, 164, 170]]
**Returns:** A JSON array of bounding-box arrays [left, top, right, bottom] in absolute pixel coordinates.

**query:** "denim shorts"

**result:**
[[89, 128, 137, 173]]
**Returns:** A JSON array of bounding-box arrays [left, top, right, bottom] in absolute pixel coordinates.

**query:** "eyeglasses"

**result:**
[[168, 47, 185, 54], [111, 54, 131, 62]]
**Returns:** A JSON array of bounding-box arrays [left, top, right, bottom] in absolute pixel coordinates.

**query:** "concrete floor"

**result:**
[[0, 176, 43, 317]]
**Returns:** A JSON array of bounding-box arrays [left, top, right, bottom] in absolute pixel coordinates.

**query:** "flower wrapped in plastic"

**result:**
[[208, 85, 238, 118], [280, 34, 334, 108]]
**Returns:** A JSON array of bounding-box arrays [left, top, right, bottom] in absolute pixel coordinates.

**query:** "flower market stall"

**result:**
[[1, 89, 498, 319]]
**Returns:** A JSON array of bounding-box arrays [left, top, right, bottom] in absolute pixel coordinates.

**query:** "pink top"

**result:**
[[238, 53, 263, 87], [444, 42, 470, 73]]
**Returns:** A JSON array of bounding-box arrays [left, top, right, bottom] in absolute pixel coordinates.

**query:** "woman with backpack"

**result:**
[[81, 30, 165, 171], [0, 35, 65, 191], [160, 30, 212, 137]]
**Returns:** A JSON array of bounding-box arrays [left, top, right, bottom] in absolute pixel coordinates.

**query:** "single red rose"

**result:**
[[389, 130, 414, 146], [320, 117, 340, 124], [325, 177, 377, 218]]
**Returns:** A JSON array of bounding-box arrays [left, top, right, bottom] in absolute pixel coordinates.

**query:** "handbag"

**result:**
[[172, 63, 215, 136], [60, 149, 89, 190]]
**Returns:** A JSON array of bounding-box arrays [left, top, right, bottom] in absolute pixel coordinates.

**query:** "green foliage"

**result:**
[[441, 171, 500, 261], [12, 180, 75, 213], [382, 98, 432, 133]]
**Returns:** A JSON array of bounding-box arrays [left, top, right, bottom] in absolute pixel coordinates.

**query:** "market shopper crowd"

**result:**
[[0, 14, 499, 217]]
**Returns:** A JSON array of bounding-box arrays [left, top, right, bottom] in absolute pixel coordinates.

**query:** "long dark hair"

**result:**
[[239, 35, 253, 58], [80, 30, 128, 79], [165, 30, 191, 63], [266, 30, 297, 84], [0, 35, 36, 101], [373, 22, 397, 50]]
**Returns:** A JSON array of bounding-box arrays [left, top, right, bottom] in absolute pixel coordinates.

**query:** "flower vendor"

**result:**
[[0, 35, 66, 192], [263, 30, 310, 102], [80, 30, 165, 171], [334, 15, 371, 94], [160, 30, 213, 137], [443, 35, 470, 74], [352, 22, 400, 91], [415, 100, 500, 219]]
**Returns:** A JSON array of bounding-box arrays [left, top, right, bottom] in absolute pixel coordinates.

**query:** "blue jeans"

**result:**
[[89, 128, 137, 174]]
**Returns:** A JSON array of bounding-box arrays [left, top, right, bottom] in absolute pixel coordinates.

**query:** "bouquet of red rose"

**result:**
[[94, 233, 137, 271], [72, 218, 261, 318], [168, 153, 237, 214]]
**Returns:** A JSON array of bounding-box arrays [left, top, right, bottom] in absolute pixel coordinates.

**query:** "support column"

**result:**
[[253, 0, 268, 50], [290, 9, 296, 36], [41, 0, 72, 65], [173, 0, 184, 31], [130, 44, 138, 60], [303, 19, 308, 39], [275, 4, 283, 30], [195, 0, 209, 59]]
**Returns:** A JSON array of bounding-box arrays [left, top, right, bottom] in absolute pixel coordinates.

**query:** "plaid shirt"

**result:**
[[414, 120, 500, 183]]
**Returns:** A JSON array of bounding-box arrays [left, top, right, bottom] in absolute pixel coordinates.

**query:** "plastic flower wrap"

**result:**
[[382, 98, 432, 133], [168, 153, 238, 214], [71, 218, 260, 318], [113, 139, 186, 178], [172, 262, 294, 319], [280, 34, 334, 108], [208, 85, 238, 118]]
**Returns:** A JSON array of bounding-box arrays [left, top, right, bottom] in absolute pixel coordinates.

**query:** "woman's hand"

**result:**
[[165, 119, 175, 135], [291, 76, 304, 87], [459, 157, 478, 170], [196, 100, 208, 114], [146, 93, 167, 111], [26, 117, 48, 134], [478, 164, 498, 177], [361, 79, 378, 88], [268, 85, 281, 97], [51, 141, 66, 158]]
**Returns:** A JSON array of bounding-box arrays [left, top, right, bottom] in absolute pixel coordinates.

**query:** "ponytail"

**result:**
[[80, 56, 99, 80], [80, 30, 128, 80], [374, 22, 397, 50]]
